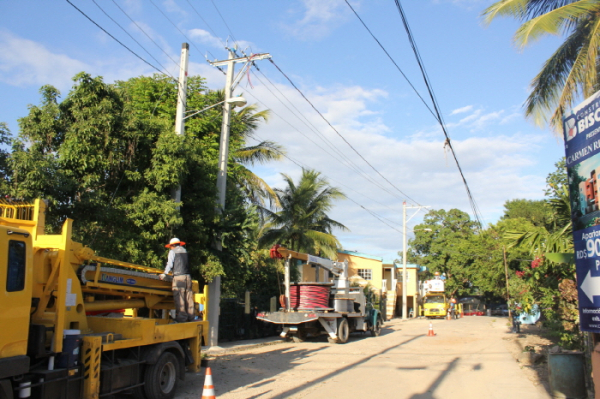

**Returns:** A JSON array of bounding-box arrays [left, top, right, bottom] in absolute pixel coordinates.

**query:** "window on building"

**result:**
[[396, 271, 410, 282], [7, 240, 26, 292], [357, 269, 372, 280]]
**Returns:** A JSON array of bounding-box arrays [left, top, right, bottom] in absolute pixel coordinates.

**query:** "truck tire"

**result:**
[[0, 380, 13, 399], [143, 351, 180, 399], [336, 318, 349, 344], [292, 329, 307, 343], [371, 317, 382, 337]]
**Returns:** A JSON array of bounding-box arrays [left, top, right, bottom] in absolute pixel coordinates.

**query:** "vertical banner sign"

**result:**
[[564, 91, 600, 332]]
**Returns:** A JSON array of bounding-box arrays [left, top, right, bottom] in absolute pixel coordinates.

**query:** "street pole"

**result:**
[[402, 201, 408, 320], [207, 49, 271, 347], [172, 43, 189, 203], [401, 203, 430, 320], [207, 49, 235, 348], [503, 246, 511, 319]]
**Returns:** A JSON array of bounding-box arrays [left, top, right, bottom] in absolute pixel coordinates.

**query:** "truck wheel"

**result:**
[[336, 318, 349, 344], [371, 317, 382, 337], [292, 329, 307, 343], [0, 379, 13, 399], [143, 351, 180, 399]]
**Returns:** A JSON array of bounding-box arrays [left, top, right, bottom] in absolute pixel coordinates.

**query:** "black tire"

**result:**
[[143, 351, 180, 399], [371, 317, 382, 337], [292, 329, 307, 343], [336, 318, 349, 344], [0, 379, 13, 399]]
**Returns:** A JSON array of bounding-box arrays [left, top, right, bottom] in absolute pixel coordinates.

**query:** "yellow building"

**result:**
[[337, 250, 384, 290], [394, 263, 420, 317], [297, 250, 418, 320]]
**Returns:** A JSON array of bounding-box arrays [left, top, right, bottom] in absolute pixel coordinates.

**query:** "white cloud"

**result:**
[[0, 31, 89, 88], [282, 0, 352, 40], [450, 105, 473, 115], [244, 78, 552, 259], [188, 29, 223, 49]]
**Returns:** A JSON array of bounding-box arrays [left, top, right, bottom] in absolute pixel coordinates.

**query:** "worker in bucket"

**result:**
[[160, 238, 195, 322]]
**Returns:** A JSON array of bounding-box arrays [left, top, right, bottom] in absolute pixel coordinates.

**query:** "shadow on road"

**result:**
[[268, 334, 425, 399], [407, 357, 459, 399]]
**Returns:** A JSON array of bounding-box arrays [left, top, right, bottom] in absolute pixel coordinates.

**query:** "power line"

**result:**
[[110, 0, 182, 70], [250, 133, 407, 235], [393, 1, 483, 227], [343, 0, 440, 123], [269, 59, 421, 205], [66, 0, 164, 75], [147, 0, 210, 64], [248, 68, 402, 200], [91, 0, 171, 75]]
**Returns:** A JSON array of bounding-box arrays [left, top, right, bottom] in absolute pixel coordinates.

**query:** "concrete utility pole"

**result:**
[[402, 202, 408, 320], [402, 202, 430, 320], [172, 43, 189, 203], [208, 48, 271, 346]]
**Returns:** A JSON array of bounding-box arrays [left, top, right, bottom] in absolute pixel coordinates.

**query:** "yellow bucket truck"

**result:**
[[0, 199, 208, 399]]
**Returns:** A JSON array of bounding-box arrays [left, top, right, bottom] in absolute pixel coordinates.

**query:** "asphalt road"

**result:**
[[170, 316, 552, 399]]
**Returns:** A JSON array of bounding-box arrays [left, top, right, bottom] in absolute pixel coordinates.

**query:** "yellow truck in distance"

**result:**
[[0, 199, 208, 399], [423, 294, 449, 318]]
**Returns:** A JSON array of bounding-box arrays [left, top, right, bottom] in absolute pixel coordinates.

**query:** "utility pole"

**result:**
[[402, 202, 430, 320], [172, 43, 189, 203], [503, 246, 511, 319], [207, 48, 271, 346], [402, 202, 408, 320]]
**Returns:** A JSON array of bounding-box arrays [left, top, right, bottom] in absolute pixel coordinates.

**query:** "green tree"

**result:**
[[259, 168, 348, 259], [409, 209, 479, 297], [0, 122, 12, 194], [502, 198, 550, 227], [9, 72, 281, 294], [482, 1, 600, 130]]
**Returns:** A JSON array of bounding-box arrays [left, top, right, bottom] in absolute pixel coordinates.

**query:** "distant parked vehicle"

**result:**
[[490, 304, 509, 316]]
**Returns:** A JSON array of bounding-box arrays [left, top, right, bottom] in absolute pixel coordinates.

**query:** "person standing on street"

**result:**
[[160, 238, 195, 322]]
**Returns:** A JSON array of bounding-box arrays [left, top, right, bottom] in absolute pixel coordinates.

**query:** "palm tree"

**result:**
[[205, 90, 284, 208], [482, 0, 600, 131], [259, 169, 348, 259]]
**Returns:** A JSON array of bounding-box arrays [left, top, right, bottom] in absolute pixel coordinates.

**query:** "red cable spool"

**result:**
[[289, 283, 332, 310]]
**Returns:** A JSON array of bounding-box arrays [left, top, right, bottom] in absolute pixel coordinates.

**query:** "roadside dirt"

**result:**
[[499, 320, 557, 393]]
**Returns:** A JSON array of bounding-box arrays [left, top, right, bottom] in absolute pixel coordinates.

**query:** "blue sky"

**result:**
[[0, 0, 567, 260]]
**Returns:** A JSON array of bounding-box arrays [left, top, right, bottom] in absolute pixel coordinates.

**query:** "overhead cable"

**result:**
[[269, 59, 421, 206], [66, 0, 165, 75], [393, 0, 483, 227]]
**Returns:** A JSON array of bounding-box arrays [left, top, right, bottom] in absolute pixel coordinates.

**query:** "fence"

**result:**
[[218, 292, 280, 342]]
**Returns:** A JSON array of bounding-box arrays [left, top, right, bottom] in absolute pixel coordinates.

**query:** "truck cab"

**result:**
[[423, 294, 449, 318], [0, 223, 34, 398]]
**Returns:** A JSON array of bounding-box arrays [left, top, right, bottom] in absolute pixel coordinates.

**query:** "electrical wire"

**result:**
[[66, 0, 164, 75], [250, 133, 407, 235], [91, 0, 171, 75], [248, 69, 402, 200], [110, 0, 182, 69], [269, 59, 421, 206], [393, 1, 483, 227]]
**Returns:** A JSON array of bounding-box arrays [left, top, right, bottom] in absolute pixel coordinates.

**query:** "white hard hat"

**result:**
[[165, 237, 186, 248]]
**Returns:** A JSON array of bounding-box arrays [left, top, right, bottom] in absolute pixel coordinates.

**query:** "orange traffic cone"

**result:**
[[427, 322, 435, 337], [201, 367, 216, 399]]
